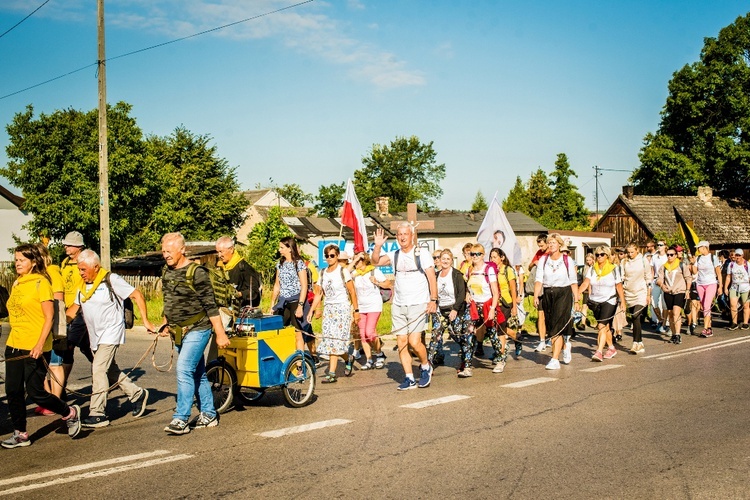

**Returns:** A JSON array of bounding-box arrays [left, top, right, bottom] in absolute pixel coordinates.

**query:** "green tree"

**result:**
[[2, 102, 160, 254], [276, 183, 313, 207], [541, 153, 589, 230], [314, 182, 345, 217], [355, 136, 446, 212], [631, 13, 750, 199], [526, 168, 553, 220], [502, 176, 531, 214], [244, 206, 294, 283], [471, 190, 488, 212]]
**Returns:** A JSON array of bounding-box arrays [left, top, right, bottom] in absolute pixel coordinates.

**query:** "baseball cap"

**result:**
[[735, 248, 744, 255], [696, 240, 709, 249], [61, 231, 85, 247], [674, 245, 684, 252]]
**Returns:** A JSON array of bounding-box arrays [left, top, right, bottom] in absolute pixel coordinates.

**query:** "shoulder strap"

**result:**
[[103, 272, 119, 304], [184, 262, 201, 293], [393, 249, 399, 272]]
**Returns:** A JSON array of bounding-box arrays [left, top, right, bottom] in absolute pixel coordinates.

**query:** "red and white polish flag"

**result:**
[[341, 178, 368, 253]]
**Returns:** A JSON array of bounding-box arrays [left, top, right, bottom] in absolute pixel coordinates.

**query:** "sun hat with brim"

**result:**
[[61, 231, 85, 247]]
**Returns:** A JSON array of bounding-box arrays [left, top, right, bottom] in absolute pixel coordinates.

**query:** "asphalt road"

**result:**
[[1, 321, 750, 499]]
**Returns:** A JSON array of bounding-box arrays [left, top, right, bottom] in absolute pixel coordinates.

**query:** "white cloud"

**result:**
[[7, 0, 424, 89]]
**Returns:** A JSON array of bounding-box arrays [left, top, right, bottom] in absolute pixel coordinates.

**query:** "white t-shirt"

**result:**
[[467, 264, 496, 303], [437, 270, 456, 308], [392, 248, 432, 307], [76, 273, 135, 351], [317, 266, 352, 305], [729, 261, 750, 293], [651, 253, 668, 282], [535, 255, 577, 287], [585, 266, 621, 305], [352, 268, 386, 313], [694, 254, 720, 286]]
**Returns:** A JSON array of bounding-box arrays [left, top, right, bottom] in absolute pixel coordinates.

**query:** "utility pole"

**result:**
[[97, 0, 110, 268], [592, 165, 631, 216]]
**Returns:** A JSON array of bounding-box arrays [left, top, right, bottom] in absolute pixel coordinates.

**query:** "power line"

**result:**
[[0, 0, 314, 101], [0, 0, 50, 40]]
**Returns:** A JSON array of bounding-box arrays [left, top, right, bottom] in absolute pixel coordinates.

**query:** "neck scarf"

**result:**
[[221, 251, 244, 271], [78, 268, 108, 303], [352, 265, 375, 277], [593, 260, 616, 279], [663, 258, 681, 272]]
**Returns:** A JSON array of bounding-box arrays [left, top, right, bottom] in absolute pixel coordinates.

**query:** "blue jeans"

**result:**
[[174, 326, 216, 422]]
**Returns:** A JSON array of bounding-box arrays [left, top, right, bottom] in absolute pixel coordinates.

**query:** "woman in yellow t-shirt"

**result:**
[[489, 248, 523, 363], [2, 244, 81, 449]]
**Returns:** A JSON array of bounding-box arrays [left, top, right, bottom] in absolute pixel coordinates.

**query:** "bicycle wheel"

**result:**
[[206, 362, 236, 414], [235, 386, 265, 405], [282, 355, 316, 408]]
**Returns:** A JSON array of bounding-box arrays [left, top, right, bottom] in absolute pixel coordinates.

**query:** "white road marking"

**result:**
[[0, 454, 192, 496], [501, 377, 557, 388], [652, 337, 750, 360], [399, 395, 471, 409], [256, 419, 353, 438], [0, 450, 172, 487], [580, 364, 624, 373], [642, 335, 750, 359]]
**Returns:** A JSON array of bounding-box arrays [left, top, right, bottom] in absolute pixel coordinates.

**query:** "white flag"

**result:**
[[476, 193, 523, 266]]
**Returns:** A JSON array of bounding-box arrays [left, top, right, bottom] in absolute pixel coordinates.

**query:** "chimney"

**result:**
[[375, 196, 390, 217], [697, 186, 713, 204], [622, 185, 634, 200]]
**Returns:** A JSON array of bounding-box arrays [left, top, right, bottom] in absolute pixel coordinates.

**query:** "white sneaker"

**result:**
[[635, 342, 645, 354], [492, 360, 506, 373], [534, 341, 547, 352], [562, 341, 572, 364], [545, 358, 560, 370]]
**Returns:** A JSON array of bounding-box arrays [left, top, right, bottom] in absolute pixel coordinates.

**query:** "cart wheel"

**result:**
[[206, 362, 236, 414], [235, 386, 265, 405], [282, 356, 316, 408]]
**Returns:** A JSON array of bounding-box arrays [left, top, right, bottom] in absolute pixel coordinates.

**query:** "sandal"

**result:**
[[360, 360, 374, 370], [321, 372, 337, 384], [344, 359, 354, 377]]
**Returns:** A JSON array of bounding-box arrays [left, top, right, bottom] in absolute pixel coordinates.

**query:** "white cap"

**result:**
[[696, 240, 709, 249]]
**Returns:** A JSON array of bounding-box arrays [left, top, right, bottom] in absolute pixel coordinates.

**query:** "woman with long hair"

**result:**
[[349, 252, 390, 369], [579, 246, 626, 362], [430, 249, 471, 376], [307, 245, 359, 383], [269, 236, 308, 350], [576, 252, 596, 331], [489, 248, 523, 371], [620, 242, 653, 354], [533, 233, 579, 370], [657, 245, 692, 344], [465, 243, 502, 374], [691, 241, 722, 337], [2, 244, 81, 448]]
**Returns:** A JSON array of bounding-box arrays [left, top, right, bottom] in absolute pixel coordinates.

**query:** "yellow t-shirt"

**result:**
[[497, 264, 517, 306], [47, 264, 64, 295], [61, 257, 82, 307], [7, 273, 54, 352]]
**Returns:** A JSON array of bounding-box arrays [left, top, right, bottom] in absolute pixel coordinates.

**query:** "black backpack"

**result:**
[[0, 284, 9, 318]]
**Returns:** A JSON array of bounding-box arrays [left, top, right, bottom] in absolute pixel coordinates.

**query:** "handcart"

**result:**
[[206, 314, 316, 413]]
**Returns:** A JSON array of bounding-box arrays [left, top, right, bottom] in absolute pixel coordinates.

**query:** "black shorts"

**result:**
[[588, 300, 617, 328], [689, 283, 700, 301], [664, 292, 686, 311]]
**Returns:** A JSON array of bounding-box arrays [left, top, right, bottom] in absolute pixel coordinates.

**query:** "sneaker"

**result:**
[[1, 431, 30, 449], [635, 342, 645, 354], [34, 406, 55, 416], [699, 328, 713, 338], [374, 353, 386, 369], [576, 321, 585, 331], [82, 415, 110, 428], [614, 333, 622, 343], [418, 365, 433, 388], [164, 418, 190, 435], [603, 347, 617, 359], [562, 341, 572, 364], [360, 360, 374, 370], [514, 341, 523, 357], [66, 405, 82, 439], [592, 351, 603, 362], [457, 367, 473, 378], [545, 358, 560, 370], [132, 389, 149, 418], [546, 338, 552, 347], [344, 358, 354, 377], [192, 412, 219, 429], [312, 355, 323, 368], [397, 378, 417, 391], [657, 324, 666, 334], [492, 359, 506, 373], [534, 341, 547, 352], [689, 323, 696, 335], [741, 323, 750, 330], [728, 323, 739, 331], [671, 334, 682, 345]]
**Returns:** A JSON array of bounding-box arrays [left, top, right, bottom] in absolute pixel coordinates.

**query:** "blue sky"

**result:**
[[0, 0, 747, 212]]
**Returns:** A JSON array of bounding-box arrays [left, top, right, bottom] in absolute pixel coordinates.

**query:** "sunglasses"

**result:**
[[667, 253, 676, 257], [657, 243, 665, 247], [595, 252, 607, 257], [325, 253, 338, 259], [469, 252, 483, 257]]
